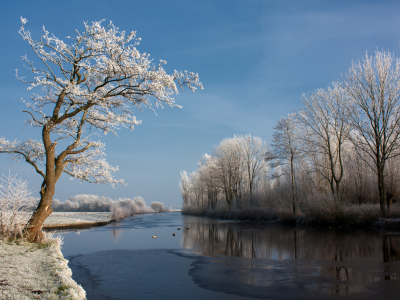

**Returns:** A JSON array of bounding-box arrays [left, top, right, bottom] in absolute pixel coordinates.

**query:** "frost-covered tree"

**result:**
[[341, 50, 400, 214], [213, 137, 244, 209], [299, 84, 351, 202], [0, 18, 202, 242], [239, 134, 268, 206], [267, 114, 301, 216], [179, 171, 191, 206], [198, 154, 221, 209]]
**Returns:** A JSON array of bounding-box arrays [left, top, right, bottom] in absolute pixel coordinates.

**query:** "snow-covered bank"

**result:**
[[0, 239, 86, 299], [43, 212, 111, 230]]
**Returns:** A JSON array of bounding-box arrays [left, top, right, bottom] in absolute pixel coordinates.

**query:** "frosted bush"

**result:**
[[110, 196, 156, 220], [0, 173, 33, 239], [52, 194, 113, 212], [151, 201, 165, 212], [26, 193, 162, 221]]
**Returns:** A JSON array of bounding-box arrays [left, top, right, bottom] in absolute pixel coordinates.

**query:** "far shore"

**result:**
[[42, 212, 112, 231], [181, 207, 400, 231], [42, 210, 179, 231]]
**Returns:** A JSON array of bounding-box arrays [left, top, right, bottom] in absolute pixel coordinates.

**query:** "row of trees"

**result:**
[[180, 134, 268, 211], [180, 50, 400, 217]]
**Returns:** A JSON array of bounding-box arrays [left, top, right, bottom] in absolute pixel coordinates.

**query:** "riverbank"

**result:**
[[0, 238, 86, 299], [43, 212, 112, 230], [0, 212, 113, 299], [181, 204, 400, 230], [1, 211, 178, 299]]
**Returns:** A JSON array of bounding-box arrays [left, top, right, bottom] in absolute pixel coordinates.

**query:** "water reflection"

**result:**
[[181, 215, 400, 296], [110, 227, 123, 241], [60, 213, 184, 257], [182, 215, 400, 262]]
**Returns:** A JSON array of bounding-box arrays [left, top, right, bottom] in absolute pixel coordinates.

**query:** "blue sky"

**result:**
[[1, 0, 400, 208]]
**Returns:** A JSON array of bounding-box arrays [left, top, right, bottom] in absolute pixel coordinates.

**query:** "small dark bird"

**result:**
[[173, 233, 176, 236], [177, 228, 181, 230], [186, 227, 190, 230]]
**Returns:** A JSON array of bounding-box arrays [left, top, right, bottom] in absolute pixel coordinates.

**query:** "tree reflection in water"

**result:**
[[181, 215, 400, 297]]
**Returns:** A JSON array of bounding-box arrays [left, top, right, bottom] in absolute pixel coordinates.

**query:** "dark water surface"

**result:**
[[60, 212, 400, 300]]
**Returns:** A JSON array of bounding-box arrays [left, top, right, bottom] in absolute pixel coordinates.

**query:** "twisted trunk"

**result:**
[[25, 189, 54, 242], [25, 127, 60, 242]]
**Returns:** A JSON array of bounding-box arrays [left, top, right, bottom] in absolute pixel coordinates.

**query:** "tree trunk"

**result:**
[[290, 154, 296, 217], [378, 164, 387, 216], [25, 190, 54, 242], [25, 127, 57, 243], [386, 193, 393, 215]]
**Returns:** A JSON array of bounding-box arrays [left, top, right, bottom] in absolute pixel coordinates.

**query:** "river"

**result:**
[[59, 212, 400, 300]]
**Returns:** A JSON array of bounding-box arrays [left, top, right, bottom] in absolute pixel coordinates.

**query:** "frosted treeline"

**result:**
[[23, 194, 166, 221], [180, 133, 400, 222], [53, 195, 118, 212], [180, 50, 400, 220]]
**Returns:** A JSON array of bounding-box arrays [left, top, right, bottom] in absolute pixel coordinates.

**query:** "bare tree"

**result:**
[[198, 154, 221, 209], [213, 137, 243, 210], [298, 84, 351, 202], [267, 114, 300, 216], [190, 171, 205, 207], [240, 134, 268, 206], [0, 18, 202, 242], [179, 171, 191, 206], [341, 50, 400, 215]]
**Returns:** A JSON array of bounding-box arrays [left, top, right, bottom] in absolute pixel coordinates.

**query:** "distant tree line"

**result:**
[[24, 194, 166, 214], [180, 50, 400, 219]]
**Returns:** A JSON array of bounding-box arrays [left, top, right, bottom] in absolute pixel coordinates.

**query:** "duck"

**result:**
[[173, 233, 176, 236], [152, 235, 157, 238]]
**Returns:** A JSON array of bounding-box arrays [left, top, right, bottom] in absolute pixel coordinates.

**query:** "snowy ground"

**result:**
[[0, 239, 86, 299], [0, 212, 112, 299], [43, 212, 111, 227]]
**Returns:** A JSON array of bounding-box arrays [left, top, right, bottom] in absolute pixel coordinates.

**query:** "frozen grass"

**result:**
[[43, 212, 111, 226], [182, 202, 400, 228], [0, 236, 86, 299], [6, 212, 112, 231], [181, 205, 295, 223]]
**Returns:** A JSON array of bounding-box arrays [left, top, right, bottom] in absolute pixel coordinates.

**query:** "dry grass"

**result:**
[[0, 236, 86, 299], [182, 201, 400, 228]]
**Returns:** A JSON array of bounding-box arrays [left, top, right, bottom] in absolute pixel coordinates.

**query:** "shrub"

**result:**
[[0, 173, 33, 239], [151, 202, 165, 212], [110, 197, 154, 220]]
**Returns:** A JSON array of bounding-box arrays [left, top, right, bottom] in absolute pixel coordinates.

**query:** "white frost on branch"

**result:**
[[0, 138, 45, 168], [16, 18, 203, 137], [64, 142, 124, 187], [1, 17, 202, 190]]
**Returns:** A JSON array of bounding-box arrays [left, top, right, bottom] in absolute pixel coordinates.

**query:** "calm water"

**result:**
[[59, 212, 400, 299]]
